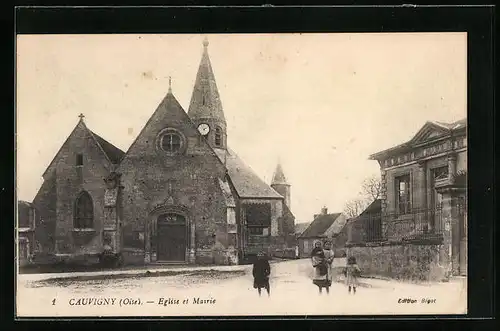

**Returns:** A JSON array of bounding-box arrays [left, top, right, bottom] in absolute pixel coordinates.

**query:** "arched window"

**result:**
[[74, 191, 94, 229], [215, 127, 222, 147]]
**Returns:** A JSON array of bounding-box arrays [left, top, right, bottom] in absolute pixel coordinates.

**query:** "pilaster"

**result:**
[[437, 188, 461, 277], [189, 220, 196, 264]]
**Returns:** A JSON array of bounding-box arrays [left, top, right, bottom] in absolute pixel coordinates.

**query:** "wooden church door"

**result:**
[[157, 213, 187, 262]]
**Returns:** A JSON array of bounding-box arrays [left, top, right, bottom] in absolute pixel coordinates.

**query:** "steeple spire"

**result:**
[[271, 160, 291, 208], [187, 37, 226, 124], [271, 162, 288, 186], [168, 76, 172, 93]]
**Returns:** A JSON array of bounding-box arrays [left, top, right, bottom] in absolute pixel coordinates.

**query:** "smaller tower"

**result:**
[[271, 161, 291, 208]]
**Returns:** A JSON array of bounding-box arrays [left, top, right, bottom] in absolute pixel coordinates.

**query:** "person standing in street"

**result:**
[[344, 256, 361, 294], [252, 251, 271, 297]]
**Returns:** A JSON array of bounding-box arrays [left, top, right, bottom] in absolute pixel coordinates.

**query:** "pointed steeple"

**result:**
[[271, 160, 291, 208], [188, 37, 226, 124], [271, 162, 288, 186], [188, 37, 227, 150], [168, 76, 172, 94]]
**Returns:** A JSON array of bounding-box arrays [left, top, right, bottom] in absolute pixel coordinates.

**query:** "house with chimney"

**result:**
[[297, 207, 347, 258]]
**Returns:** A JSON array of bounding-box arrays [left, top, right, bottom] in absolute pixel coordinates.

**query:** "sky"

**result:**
[[16, 33, 467, 222]]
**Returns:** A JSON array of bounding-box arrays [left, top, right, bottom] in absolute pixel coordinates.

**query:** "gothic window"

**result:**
[[74, 191, 94, 229], [215, 127, 222, 147], [396, 174, 411, 215], [161, 133, 182, 153], [76, 154, 83, 166]]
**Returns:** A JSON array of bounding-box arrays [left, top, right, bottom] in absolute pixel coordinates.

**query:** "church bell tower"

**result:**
[[271, 161, 291, 208], [188, 38, 227, 151]]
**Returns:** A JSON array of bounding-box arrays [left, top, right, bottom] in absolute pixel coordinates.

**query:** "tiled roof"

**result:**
[[215, 148, 283, 199], [89, 130, 126, 165], [300, 213, 342, 238]]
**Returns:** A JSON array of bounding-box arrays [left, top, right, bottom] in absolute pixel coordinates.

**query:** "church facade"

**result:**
[[30, 39, 295, 266]]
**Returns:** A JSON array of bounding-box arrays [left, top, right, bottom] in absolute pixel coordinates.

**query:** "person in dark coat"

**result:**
[[252, 251, 271, 297]]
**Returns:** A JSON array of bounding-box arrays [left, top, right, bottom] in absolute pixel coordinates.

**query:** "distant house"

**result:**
[[297, 207, 347, 258]]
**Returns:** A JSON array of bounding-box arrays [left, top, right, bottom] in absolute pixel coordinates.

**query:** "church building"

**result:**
[[30, 39, 295, 266]]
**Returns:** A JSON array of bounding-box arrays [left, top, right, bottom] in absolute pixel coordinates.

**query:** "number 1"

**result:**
[[52, 298, 56, 305]]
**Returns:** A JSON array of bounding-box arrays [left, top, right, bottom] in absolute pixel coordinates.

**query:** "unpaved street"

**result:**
[[16, 259, 467, 317]]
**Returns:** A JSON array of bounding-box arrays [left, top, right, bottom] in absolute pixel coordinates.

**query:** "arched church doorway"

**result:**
[[157, 213, 187, 262]]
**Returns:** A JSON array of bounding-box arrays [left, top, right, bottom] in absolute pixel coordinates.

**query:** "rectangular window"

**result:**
[[248, 226, 268, 236], [432, 166, 449, 181], [76, 154, 83, 166], [396, 174, 411, 214]]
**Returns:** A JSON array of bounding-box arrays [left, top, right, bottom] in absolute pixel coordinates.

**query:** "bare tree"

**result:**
[[343, 198, 369, 218], [361, 175, 382, 201], [343, 175, 382, 218]]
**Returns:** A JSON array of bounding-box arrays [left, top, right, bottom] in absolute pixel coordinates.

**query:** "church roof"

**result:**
[[42, 118, 125, 178], [215, 148, 283, 199], [187, 38, 226, 123], [271, 162, 288, 185], [89, 130, 125, 164]]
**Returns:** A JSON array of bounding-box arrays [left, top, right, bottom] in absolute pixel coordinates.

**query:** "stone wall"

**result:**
[[33, 173, 57, 254], [347, 243, 447, 281], [32, 122, 113, 256], [52, 123, 113, 255]]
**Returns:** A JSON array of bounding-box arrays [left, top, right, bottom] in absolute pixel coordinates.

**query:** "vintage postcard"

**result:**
[[16, 33, 467, 317]]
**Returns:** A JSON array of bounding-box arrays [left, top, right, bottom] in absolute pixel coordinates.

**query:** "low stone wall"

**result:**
[[347, 243, 448, 282], [122, 248, 146, 265]]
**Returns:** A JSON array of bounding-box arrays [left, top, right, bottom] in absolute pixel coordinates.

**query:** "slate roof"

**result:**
[[300, 213, 342, 238], [215, 148, 283, 199], [89, 130, 125, 165]]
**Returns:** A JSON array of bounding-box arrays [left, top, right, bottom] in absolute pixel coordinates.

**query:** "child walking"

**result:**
[[345, 256, 361, 294], [252, 251, 271, 297]]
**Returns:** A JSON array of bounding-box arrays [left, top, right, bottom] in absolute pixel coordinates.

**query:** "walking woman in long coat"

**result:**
[[311, 240, 335, 294]]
